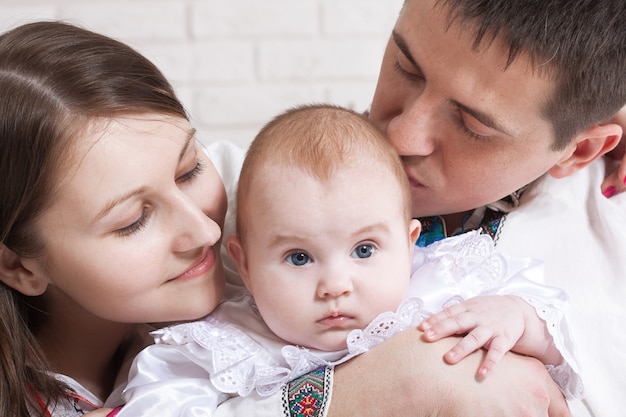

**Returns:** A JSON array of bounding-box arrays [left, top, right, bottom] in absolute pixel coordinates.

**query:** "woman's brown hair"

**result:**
[[0, 21, 187, 416]]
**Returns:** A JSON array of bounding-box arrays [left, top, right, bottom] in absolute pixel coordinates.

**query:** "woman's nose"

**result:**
[[172, 193, 222, 253]]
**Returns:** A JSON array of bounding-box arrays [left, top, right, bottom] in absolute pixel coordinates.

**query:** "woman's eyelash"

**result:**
[[117, 207, 151, 236], [177, 161, 205, 183]]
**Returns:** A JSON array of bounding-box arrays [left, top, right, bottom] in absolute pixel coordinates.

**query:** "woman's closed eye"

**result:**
[[176, 160, 205, 184], [116, 206, 152, 236]]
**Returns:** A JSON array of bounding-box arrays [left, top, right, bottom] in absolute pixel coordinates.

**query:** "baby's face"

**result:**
[[238, 160, 419, 351]]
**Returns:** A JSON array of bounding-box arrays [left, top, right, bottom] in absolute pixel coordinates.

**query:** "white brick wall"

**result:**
[[0, 0, 403, 148]]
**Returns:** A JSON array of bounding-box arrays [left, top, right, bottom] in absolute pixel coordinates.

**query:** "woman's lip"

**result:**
[[171, 248, 216, 282]]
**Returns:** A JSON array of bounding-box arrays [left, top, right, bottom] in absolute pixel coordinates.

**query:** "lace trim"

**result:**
[[154, 317, 334, 398], [282, 366, 333, 417], [153, 297, 433, 399], [346, 298, 430, 355], [522, 296, 585, 400]]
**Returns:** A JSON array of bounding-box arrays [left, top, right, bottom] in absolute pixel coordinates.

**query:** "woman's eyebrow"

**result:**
[[95, 187, 148, 222], [178, 128, 197, 162], [96, 127, 197, 222]]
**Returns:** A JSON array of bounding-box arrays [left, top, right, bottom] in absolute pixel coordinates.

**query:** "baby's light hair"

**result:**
[[235, 103, 412, 240]]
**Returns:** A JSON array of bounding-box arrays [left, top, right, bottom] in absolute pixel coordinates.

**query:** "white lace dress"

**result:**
[[118, 231, 583, 417]]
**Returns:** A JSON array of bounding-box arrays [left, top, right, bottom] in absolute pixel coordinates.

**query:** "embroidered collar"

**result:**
[[416, 207, 505, 247], [415, 187, 528, 248]]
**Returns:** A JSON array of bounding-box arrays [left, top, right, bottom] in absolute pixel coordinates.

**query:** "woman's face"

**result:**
[[23, 113, 227, 324]]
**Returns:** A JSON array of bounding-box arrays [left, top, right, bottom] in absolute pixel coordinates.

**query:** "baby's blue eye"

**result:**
[[352, 244, 375, 259], [287, 252, 310, 266]]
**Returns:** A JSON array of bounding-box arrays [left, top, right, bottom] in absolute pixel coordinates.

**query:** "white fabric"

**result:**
[[496, 158, 626, 417], [118, 222, 582, 416]]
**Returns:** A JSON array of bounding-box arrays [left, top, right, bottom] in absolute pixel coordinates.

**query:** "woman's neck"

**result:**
[[36, 288, 136, 401]]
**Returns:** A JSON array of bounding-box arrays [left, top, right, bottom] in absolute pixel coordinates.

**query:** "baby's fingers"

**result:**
[[477, 336, 510, 379], [420, 304, 475, 342], [442, 326, 493, 365]]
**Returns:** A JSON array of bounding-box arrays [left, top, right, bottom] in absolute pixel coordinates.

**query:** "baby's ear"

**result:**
[[549, 124, 622, 178], [409, 219, 421, 246], [226, 235, 251, 290], [0, 245, 48, 296]]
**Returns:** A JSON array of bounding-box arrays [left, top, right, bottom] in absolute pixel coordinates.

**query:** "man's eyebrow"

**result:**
[[452, 101, 512, 136], [392, 30, 422, 72], [95, 127, 197, 222]]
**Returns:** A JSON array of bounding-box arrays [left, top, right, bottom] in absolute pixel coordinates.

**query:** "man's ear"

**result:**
[[0, 245, 48, 296], [226, 235, 252, 291], [549, 123, 622, 179]]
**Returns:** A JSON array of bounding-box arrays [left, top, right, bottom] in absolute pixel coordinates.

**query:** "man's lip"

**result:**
[[404, 169, 424, 188], [170, 248, 216, 282]]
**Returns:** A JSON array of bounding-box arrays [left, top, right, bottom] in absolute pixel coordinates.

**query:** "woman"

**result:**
[[0, 21, 227, 416]]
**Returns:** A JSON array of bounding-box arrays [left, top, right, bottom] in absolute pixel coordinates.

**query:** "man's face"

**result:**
[[369, 0, 576, 218]]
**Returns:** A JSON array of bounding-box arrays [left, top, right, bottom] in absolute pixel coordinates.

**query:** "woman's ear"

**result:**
[[226, 235, 252, 291], [549, 123, 622, 179], [0, 245, 48, 296]]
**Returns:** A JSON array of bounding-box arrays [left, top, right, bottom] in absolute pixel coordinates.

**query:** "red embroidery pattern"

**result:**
[[283, 366, 331, 417]]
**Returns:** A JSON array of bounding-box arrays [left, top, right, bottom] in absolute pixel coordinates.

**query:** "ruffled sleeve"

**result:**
[[409, 231, 584, 399]]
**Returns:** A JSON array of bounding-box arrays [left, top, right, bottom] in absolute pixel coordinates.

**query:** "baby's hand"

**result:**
[[419, 295, 525, 378]]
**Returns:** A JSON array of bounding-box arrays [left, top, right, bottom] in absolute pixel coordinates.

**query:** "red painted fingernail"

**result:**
[[107, 407, 122, 417], [603, 185, 617, 198]]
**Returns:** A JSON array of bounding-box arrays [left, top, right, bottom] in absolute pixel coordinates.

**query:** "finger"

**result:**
[[421, 303, 468, 326], [421, 309, 476, 341], [477, 337, 510, 379], [444, 326, 493, 364], [601, 172, 624, 198]]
